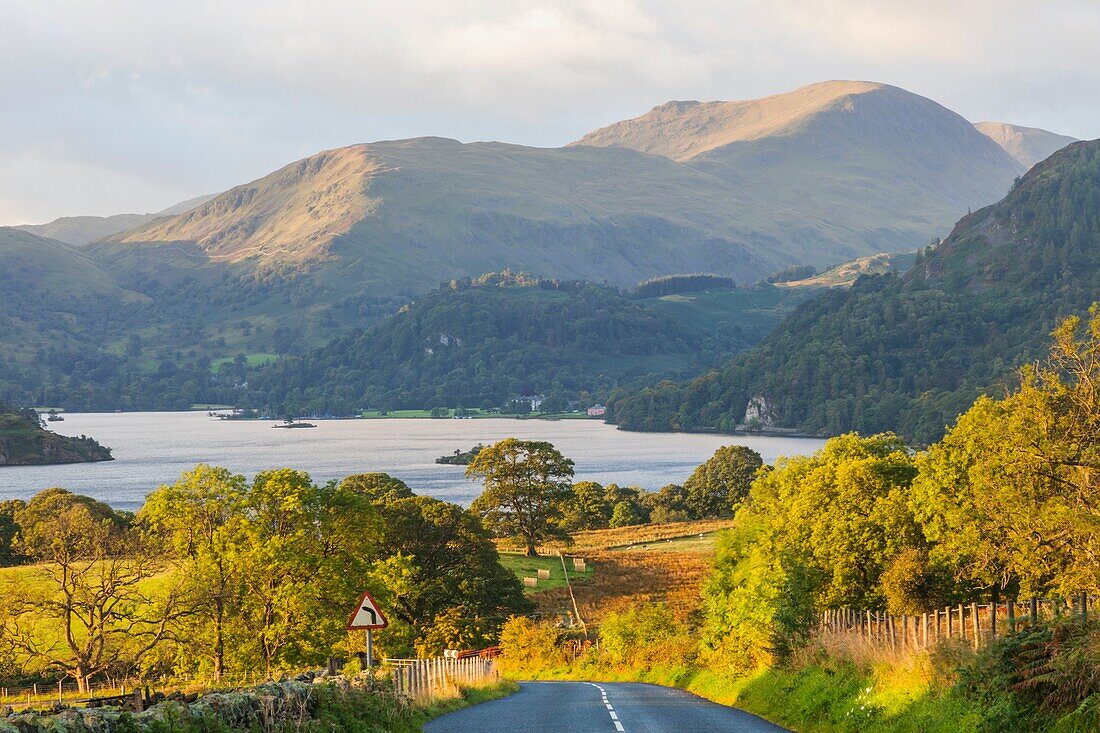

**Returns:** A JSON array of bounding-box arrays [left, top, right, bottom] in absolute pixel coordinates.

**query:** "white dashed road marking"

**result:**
[[587, 683, 626, 732]]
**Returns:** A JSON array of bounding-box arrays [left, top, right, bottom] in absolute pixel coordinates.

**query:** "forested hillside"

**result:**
[[243, 273, 814, 415], [610, 139, 1100, 443]]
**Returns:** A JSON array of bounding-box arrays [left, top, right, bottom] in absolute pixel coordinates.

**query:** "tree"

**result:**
[[645, 484, 691, 524], [139, 465, 248, 680], [235, 469, 382, 674], [742, 434, 921, 609], [684, 445, 763, 518], [0, 499, 24, 566], [560, 481, 612, 531], [911, 307, 1100, 598], [346, 487, 529, 656], [610, 500, 647, 528], [467, 439, 575, 556], [11, 489, 182, 691], [340, 472, 415, 503]]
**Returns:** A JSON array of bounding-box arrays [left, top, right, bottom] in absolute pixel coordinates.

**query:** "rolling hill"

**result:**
[[608, 139, 1100, 444], [242, 272, 816, 415], [0, 227, 147, 363]]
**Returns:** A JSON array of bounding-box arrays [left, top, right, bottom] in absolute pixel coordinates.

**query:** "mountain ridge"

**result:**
[[973, 121, 1078, 168], [607, 139, 1100, 443], [101, 80, 1022, 295], [14, 194, 215, 246]]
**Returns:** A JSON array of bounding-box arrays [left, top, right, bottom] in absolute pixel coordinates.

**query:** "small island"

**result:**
[[273, 417, 317, 429], [0, 403, 112, 466], [435, 443, 485, 465]]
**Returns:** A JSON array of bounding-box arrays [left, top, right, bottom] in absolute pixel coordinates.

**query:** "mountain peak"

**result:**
[[572, 80, 906, 161], [973, 121, 1078, 169]]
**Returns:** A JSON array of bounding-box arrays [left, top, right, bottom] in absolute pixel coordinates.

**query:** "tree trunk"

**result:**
[[214, 598, 225, 682], [525, 540, 538, 557]]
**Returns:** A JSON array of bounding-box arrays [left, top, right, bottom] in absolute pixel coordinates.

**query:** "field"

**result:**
[[542, 519, 736, 553], [497, 553, 593, 593], [532, 550, 713, 624], [503, 519, 732, 626], [209, 353, 278, 372]]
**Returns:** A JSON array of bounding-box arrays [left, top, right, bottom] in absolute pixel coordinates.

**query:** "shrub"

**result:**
[[598, 604, 692, 668], [497, 617, 565, 675]]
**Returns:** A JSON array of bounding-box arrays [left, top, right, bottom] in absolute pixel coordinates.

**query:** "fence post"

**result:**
[[1030, 597, 1038, 625], [991, 599, 998, 640], [1007, 598, 1015, 632], [971, 602, 980, 649], [1081, 592, 1088, 622]]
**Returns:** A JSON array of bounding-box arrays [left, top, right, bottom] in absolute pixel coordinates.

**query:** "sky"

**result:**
[[2, 0, 1099, 225]]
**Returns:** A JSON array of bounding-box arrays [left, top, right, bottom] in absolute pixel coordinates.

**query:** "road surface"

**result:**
[[423, 681, 790, 733]]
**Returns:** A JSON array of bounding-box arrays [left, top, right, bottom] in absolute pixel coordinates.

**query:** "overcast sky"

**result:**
[[2, 0, 1098, 224]]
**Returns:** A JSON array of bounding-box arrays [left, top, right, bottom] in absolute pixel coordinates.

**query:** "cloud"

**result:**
[[1, 0, 1098, 222]]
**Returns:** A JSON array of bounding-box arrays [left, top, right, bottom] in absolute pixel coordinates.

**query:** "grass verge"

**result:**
[[501, 660, 993, 732], [414, 680, 520, 727]]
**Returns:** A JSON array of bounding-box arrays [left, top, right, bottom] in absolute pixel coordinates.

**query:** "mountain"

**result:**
[[608, 139, 1100, 444], [100, 81, 1021, 300], [0, 81, 1046, 413], [974, 122, 1077, 168], [14, 194, 214, 246], [242, 272, 815, 415], [0, 403, 112, 466], [574, 80, 1021, 247]]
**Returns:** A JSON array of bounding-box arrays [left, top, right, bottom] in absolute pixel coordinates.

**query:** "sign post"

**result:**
[[347, 589, 388, 669]]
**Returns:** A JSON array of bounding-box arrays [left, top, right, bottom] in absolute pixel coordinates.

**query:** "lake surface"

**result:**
[[0, 412, 826, 511]]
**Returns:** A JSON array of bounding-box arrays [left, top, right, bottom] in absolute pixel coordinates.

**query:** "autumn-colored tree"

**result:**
[[467, 439, 575, 556]]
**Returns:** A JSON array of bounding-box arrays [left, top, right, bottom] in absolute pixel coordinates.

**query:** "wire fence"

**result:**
[[2, 650, 504, 713], [0, 669, 306, 712]]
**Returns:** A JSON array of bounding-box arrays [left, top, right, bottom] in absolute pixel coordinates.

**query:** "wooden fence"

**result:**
[[385, 654, 499, 700], [819, 593, 1094, 651]]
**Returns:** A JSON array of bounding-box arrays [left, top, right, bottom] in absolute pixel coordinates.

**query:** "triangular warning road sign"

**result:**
[[347, 589, 388, 630]]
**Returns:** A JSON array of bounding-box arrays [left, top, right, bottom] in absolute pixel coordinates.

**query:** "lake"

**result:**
[[0, 412, 826, 511]]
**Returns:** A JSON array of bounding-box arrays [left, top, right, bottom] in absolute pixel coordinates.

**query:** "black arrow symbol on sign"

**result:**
[[361, 606, 377, 625]]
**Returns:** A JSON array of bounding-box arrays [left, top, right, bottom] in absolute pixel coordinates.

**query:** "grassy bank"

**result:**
[[414, 680, 520, 727], [502, 659, 990, 732], [492, 607, 1092, 733]]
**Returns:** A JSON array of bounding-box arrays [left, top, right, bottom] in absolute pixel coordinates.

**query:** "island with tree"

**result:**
[[435, 443, 485, 465], [0, 402, 112, 466]]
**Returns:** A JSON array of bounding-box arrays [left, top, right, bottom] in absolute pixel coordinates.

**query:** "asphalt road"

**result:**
[[423, 681, 790, 733]]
